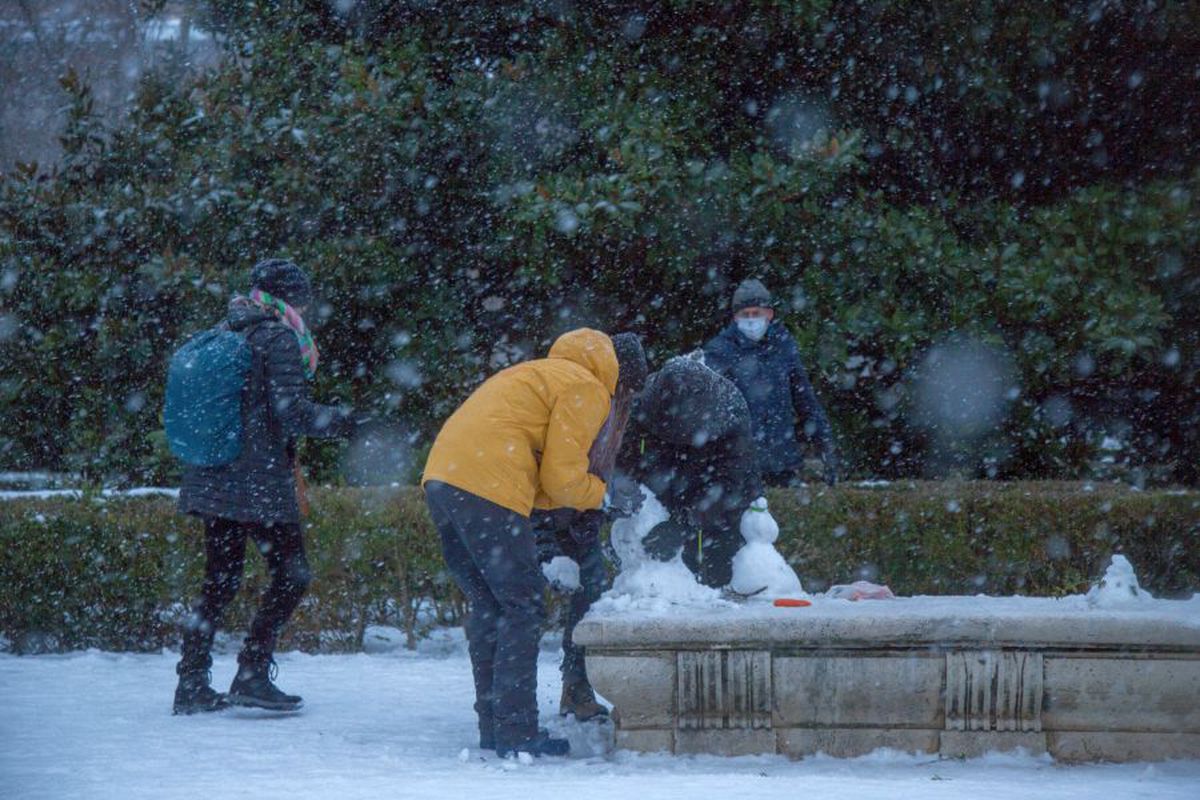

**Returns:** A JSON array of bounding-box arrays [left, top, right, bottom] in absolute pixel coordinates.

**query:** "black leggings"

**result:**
[[179, 517, 312, 672]]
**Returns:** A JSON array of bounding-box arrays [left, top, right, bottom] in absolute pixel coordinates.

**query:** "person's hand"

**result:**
[[641, 519, 688, 561], [569, 510, 604, 548], [603, 473, 644, 518]]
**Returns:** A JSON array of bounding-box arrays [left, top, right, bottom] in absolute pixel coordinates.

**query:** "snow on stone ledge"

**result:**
[[0, 487, 180, 501]]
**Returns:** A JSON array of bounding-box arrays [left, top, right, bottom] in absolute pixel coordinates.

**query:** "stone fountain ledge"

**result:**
[[575, 594, 1200, 763]]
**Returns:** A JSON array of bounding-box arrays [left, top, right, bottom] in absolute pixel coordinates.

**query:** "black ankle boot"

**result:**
[[479, 718, 495, 750], [495, 728, 570, 759], [173, 666, 228, 715], [228, 658, 302, 711]]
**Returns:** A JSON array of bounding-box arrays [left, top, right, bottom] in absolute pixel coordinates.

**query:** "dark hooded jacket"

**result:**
[[703, 321, 835, 474], [178, 301, 354, 525], [619, 356, 763, 585]]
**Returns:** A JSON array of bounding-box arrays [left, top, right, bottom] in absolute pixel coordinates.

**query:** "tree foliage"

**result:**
[[1, 0, 1197, 485]]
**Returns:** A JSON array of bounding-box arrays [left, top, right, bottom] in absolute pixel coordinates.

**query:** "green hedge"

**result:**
[[771, 481, 1200, 598], [0, 487, 456, 655], [1, 482, 1197, 654]]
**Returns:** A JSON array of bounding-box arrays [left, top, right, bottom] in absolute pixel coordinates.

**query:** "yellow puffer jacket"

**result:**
[[421, 328, 617, 517]]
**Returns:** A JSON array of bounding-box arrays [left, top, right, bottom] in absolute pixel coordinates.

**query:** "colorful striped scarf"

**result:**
[[245, 288, 320, 379]]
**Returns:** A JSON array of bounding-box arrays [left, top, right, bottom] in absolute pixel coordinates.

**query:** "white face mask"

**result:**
[[736, 317, 769, 342]]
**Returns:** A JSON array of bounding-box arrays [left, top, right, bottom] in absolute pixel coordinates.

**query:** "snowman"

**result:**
[[606, 485, 723, 604], [729, 496, 805, 599], [1085, 554, 1153, 608]]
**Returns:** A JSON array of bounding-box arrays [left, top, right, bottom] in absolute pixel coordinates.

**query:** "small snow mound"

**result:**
[[608, 485, 670, 568], [608, 557, 721, 605], [546, 705, 614, 758], [542, 556, 581, 592], [1086, 554, 1153, 608], [596, 485, 726, 612], [362, 625, 407, 654]]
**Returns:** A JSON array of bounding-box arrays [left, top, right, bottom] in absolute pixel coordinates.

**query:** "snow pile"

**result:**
[[1086, 554, 1154, 608], [729, 496, 805, 599], [596, 485, 725, 612], [541, 556, 581, 592]]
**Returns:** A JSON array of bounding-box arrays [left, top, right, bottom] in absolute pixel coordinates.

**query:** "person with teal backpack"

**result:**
[[169, 259, 364, 715]]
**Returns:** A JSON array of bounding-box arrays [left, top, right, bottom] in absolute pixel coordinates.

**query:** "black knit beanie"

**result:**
[[250, 258, 313, 308], [612, 332, 648, 395]]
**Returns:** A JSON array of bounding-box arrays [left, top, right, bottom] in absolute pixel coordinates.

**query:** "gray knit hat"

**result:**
[[250, 258, 313, 308], [731, 278, 774, 312]]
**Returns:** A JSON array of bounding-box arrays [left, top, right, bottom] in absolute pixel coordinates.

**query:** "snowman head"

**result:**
[[740, 497, 780, 545]]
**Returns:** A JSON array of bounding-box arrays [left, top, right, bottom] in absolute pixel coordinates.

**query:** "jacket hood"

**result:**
[[548, 328, 619, 395]]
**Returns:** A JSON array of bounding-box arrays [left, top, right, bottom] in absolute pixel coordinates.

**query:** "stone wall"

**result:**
[[576, 598, 1200, 762]]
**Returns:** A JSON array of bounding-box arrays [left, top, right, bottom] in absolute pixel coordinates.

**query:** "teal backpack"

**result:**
[[164, 326, 253, 467]]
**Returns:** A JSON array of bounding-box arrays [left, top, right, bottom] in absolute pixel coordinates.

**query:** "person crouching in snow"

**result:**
[[531, 333, 647, 723], [617, 353, 764, 589], [173, 259, 365, 715], [422, 329, 645, 758]]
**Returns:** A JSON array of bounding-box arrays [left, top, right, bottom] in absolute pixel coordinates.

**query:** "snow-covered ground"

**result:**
[[2, 631, 1197, 800]]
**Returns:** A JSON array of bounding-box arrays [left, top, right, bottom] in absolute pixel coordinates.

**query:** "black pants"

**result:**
[[532, 509, 607, 686], [424, 481, 545, 747], [178, 517, 312, 674]]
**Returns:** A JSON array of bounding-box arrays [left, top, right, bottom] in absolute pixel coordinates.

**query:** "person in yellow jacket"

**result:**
[[422, 328, 645, 758]]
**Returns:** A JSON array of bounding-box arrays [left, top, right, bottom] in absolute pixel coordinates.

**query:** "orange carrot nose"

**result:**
[[773, 598, 812, 607]]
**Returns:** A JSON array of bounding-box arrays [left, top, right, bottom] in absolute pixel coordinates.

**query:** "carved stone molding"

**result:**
[[677, 650, 772, 730], [945, 650, 1044, 732]]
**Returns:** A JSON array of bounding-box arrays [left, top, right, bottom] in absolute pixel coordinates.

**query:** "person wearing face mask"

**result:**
[[703, 278, 840, 487]]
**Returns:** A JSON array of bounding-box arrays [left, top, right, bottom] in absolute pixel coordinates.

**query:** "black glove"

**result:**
[[603, 473, 644, 518], [535, 531, 565, 566], [641, 518, 690, 561], [569, 510, 604, 548]]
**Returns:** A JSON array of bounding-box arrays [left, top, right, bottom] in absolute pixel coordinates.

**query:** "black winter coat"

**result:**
[[178, 302, 354, 525], [703, 322, 835, 474], [619, 357, 764, 585]]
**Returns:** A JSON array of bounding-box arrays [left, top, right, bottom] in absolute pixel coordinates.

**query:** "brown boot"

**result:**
[[559, 679, 609, 721]]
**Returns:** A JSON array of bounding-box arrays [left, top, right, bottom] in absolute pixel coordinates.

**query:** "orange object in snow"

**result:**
[[773, 598, 812, 608]]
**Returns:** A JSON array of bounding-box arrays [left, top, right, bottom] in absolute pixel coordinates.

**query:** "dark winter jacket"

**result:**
[[178, 301, 355, 525], [703, 322, 836, 475], [619, 357, 764, 585]]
